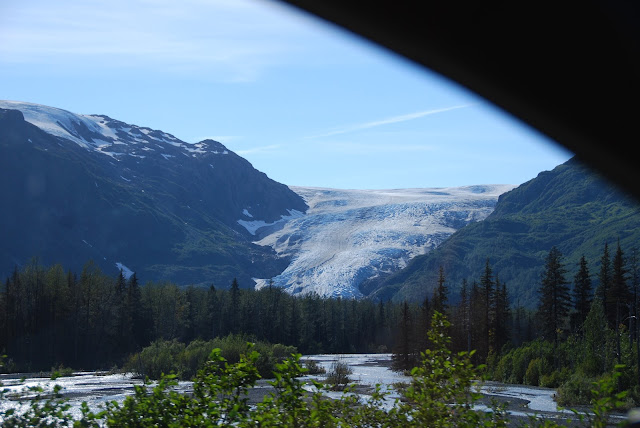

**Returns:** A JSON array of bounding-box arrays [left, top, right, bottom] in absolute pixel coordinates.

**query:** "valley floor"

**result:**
[[0, 354, 629, 426]]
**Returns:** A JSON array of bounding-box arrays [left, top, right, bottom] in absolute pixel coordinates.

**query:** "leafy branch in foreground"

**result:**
[[399, 311, 507, 427], [588, 364, 628, 428]]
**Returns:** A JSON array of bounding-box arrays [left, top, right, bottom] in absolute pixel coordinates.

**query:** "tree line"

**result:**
[[391, 260, 522, 370], [4, 238, 638, 401], [1, 259, 409, 372], [391, 240, 640, 405], [491, 241, 640, 405]]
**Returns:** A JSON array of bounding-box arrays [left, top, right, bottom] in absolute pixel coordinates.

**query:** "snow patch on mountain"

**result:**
[[254, 185, 515, 298], [237, 209, 305, 236], [0, 100, 227, 159], [115, 262, 134, 279]]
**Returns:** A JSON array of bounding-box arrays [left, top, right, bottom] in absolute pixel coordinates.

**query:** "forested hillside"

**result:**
[[364, 157, 640, 307]]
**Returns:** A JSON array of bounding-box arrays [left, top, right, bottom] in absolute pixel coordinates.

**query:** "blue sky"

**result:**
[[0, 0, 572, 189]]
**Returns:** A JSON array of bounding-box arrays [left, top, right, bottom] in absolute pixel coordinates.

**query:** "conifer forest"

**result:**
[[1, 239, 639, 425]]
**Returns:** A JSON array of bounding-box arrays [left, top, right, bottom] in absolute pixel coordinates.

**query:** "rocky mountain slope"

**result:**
[[364, 157, 640, 307], [0, 101, 307, 287]]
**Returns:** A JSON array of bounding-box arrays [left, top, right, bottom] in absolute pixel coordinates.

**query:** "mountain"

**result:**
[[365, 157, 640, 307], [0, 101, 307, 287], [253, 185, 514, 298]]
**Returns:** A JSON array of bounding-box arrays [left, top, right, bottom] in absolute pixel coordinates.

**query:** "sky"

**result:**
[[0, 0, 573, 190]]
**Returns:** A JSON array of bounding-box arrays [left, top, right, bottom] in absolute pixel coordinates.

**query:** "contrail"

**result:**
[[309, 104, 473, 138]]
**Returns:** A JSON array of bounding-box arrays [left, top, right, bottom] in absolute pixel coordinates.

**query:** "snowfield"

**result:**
[[0, 100, 226, 160], [254, 185, 515, 298]]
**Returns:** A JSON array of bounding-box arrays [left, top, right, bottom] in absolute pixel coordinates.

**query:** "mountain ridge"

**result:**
[[0, 101, 307, 288], [364, 157, 640, 307]]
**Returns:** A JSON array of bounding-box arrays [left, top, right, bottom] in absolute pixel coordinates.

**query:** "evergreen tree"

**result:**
[[582, 298, 615, 376], [608, 242, 630, 325], [630, 249, 639, 345], [609, 242, 630, 362], [4, 267, 20, 354], [183, 286, 198, 343], [229, 278, 240, 334], [113, 270, 128, 354], [511, 301, 525, 346], [572, 254, 593, 331], [392, 301, 415, 371], [596, 242, 612, 315], [288, 296, 300, 345], [126, 272, 149, 350], [492, 275, 510, 352], [416, 296, 431, 353], [479, 259, 494, 355], [432, 266, 448, 314], [538, 246, 571, 347], [206, 285, 218, 339], [68, 269, 81, 365], [45, 264, 70, 364], [459, 279, 471, 353], [0, 277, 8, 353], [469, 280, 484, 362]]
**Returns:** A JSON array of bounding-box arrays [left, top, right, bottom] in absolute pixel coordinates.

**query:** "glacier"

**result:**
[[254, 185, 515, 298]]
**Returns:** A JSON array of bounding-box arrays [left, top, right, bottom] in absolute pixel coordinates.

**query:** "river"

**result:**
[[0, 353, 629, 425]]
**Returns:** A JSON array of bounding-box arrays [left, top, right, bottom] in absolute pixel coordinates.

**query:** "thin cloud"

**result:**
[[309, 104, 474, 138], [0, 0, 308, 81], [319, 141, 438, 155]]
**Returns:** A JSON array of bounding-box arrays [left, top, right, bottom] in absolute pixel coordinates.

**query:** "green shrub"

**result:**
[[401, 312, 508, 427], [125, 339, 185, 379], [125, 335, 297, 380], [213, 334, 250, 364], [492, 351, 513, 382], [325, 360, 352, 391], [491, 338, 556, 385], [556, 371, 596, 406], [303, 359, 326, 375], [181, 339, 216, 379], [50, 364, 74, 379], [270, 343, 297, 361], [540, 367, 570, 388], [524, 358, 542, 386]]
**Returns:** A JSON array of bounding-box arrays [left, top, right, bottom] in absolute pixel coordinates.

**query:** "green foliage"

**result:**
[[4, 312, 638, 427], [371, 158, 640, 309], [581, 298, 617, 377], [588, 365, 629, 428], [525, 358, 544, 386], [124, 335, 297, 380], [538, 246, 571, 344], [325, 359, 352, 391], [491, 339, 555, 385], [556, 372, 597, 406], [302, 358, 326, 374], [0, 313, 514, 427], [125, 338, 186, 379], [400, 311, 507, 427], [539, 367, 570, 388]]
